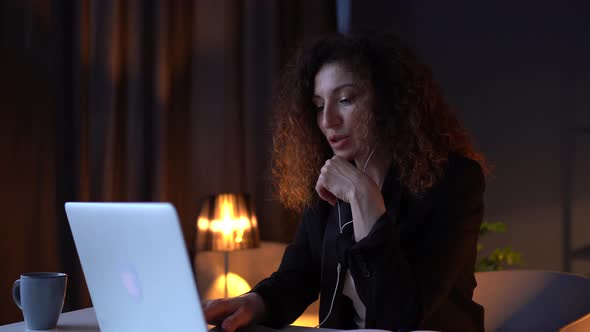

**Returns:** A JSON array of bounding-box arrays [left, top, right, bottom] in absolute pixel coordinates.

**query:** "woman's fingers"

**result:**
[[221, 305, 253, 332], [329, 156, 357, 173], [316, 156, 361, 204], [202, 298, 240, 325], [316, 178, 338, 206], [202, 294, 267, 332]]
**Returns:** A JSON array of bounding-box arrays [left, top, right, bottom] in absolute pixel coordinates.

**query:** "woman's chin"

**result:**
[[332, 150, 355, 161]]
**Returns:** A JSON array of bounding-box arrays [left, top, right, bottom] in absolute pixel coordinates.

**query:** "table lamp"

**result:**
[[196, 193, 260, 298]]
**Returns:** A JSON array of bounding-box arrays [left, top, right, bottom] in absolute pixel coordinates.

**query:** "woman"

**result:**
[[204, 33, 488, 332]]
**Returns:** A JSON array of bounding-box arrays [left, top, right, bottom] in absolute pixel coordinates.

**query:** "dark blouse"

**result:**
[[252, 154, 485, 331]]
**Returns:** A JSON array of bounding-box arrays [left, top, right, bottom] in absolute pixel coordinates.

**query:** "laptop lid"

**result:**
[[65, 202, 206, 332]]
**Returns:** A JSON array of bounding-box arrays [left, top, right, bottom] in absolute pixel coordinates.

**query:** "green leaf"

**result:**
[[476, 221, 524, 271], [479, 221, 507, 236]]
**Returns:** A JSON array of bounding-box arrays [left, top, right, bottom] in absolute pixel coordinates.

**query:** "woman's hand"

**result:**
[[316, 155, 386, 240], [202, 293, 267, 332], [316, 156, 363, 205], [315, 156, 379, 205]]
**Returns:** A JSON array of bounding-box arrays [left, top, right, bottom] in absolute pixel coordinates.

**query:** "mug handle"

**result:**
[[12, 279, 22, 309]]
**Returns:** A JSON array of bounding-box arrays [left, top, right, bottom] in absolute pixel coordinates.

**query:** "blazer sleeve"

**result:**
[[345, 157, 485, 330], [250, 207, 324, 328]]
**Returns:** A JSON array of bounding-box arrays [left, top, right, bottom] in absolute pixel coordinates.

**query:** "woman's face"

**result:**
[[313, 62, 374, 162]]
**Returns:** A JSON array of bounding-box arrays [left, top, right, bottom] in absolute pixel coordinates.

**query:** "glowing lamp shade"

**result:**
[[196, 193, 260, 252], [196, 193, 260, 297]]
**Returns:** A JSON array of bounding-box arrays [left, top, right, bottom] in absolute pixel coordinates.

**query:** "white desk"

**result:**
[[0, 308, 100, 332], [0, 308, 327, 332]]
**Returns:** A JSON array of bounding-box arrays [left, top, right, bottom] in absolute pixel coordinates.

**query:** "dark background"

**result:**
[[1, 0, 589, 325]]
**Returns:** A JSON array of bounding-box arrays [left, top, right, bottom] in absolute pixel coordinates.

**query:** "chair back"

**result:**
[[474, 270, 590, 331], [560, 313, 590, 332]]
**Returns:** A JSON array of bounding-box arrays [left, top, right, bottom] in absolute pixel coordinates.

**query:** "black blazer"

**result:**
[[252, 154, 485, 331]]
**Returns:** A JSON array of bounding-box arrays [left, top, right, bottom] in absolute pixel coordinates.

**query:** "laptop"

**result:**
[[65, 202, 207, 332]]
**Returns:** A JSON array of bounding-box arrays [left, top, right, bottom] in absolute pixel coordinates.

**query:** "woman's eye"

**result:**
[[315, 105, 324, 112], [339, 97, 352, 104]]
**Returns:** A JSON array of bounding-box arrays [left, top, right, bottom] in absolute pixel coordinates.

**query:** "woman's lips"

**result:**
[[329, 135, 350, 149]]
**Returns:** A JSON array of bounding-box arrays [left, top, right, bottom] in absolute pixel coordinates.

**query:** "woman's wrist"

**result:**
[[350, 182, 386, 241]]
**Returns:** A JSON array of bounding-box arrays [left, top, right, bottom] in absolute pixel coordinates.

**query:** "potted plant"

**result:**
[[476, 221, 523, 272]]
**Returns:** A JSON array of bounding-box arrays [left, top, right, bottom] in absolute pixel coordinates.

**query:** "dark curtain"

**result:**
[[0, 0, 336, 325]]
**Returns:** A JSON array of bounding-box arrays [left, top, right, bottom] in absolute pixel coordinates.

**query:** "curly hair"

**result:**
[[271, 33, 488, 212]]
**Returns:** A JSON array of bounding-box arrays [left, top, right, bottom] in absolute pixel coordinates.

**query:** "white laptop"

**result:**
[[65, 202, 207, 332]]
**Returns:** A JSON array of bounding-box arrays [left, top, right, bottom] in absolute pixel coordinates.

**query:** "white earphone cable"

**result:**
[[316, 262, 341, 328], [318, 144, 378, 328], [363, 145, 377, 172]]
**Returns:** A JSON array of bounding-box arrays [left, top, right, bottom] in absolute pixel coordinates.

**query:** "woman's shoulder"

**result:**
[[447, 152, 484, 176], [411, 153, 484, 202], [440, 152, 486, 193]]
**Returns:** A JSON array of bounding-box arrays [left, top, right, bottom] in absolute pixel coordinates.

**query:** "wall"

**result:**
[[351, 0, 590, 273]]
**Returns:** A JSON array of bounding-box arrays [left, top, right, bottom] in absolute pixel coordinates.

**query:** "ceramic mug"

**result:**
[[12, 272, 67, 330]]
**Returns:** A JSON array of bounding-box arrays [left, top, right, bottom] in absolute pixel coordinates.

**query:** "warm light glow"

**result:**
[[209, 195, 251, 244], [196, 193, 259, 253], [198, 194, 256, 251], [197, 217, 209, 231], [292, 313, 319, 327], [205, 273, 251, 299]]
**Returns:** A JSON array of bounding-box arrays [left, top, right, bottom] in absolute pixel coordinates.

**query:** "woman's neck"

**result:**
[[355, 147, 391, 190]]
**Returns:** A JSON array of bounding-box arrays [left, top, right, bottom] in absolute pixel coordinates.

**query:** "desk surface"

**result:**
[[0, 308, 100, 332], [0, 308, 330, 332]]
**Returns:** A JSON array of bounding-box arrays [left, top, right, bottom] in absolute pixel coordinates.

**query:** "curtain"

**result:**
[[0, 0, 335, 325]]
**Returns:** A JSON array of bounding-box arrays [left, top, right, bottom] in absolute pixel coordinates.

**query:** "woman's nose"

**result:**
[[321, 103, 341, 128]]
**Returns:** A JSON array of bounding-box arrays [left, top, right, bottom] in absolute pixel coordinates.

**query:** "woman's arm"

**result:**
[[250, 206, 325, 328], [347, 157, 485, 330], [203, 205, 326, 332]]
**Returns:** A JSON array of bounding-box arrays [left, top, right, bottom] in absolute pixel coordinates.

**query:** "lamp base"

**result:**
[[224, 251, 229, 298]]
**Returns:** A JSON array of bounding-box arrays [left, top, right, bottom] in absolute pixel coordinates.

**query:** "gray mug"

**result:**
[[12, 272, 67, 330]]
